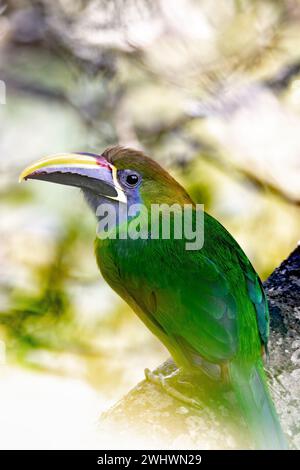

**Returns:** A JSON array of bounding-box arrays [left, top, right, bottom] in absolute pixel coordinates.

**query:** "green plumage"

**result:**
[[95, 147, 286, 449]]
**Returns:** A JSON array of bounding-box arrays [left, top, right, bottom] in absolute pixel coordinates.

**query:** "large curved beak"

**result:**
[[19, 152, 126, 203]]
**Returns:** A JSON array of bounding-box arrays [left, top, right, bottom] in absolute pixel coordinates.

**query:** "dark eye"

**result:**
[[126, 174, 139, 186], [121, 171, 141, 188]]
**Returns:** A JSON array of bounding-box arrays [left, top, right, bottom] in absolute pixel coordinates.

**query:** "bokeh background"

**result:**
[[0, 0, 300, 449]]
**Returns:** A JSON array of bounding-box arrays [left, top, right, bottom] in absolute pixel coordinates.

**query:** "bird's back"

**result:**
[[95, 209, 266, 370]]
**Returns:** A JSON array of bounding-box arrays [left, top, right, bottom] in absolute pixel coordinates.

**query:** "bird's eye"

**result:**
[[121, 171, 141, 188], [126, 174, 139, 186]]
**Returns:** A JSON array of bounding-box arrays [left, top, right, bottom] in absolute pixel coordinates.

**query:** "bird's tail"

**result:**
[[229, 359, 288, 449]]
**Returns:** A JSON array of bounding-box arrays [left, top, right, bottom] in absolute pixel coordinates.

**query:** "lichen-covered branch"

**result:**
[[98, 245, 300, 449]]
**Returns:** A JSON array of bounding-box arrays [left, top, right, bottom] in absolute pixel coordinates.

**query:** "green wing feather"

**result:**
[[95, 210, 286, 448], [98, 211, 266, 369], [216, 215, 270, 349], [244, 268, 269, 348], [151, 252, 239, 365]]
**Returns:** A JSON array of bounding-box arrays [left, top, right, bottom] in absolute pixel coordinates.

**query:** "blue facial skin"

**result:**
[[82, 169, 142, 226]]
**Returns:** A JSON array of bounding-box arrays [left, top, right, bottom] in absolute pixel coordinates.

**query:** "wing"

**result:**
[[208, 214, 269, 349], [236, 251, 269, 348], [115, 234, 241, 366], [105, 211, 268, 370], [150, 252, 239, 365], [203, 212, 270, 349]]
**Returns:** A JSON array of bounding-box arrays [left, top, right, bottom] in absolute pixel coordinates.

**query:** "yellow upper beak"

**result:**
[[19, 153, 105, 182], [19, 153, 127, 203]]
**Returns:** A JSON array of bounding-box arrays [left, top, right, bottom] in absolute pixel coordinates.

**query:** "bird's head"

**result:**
[[19, 146, 192, 216]]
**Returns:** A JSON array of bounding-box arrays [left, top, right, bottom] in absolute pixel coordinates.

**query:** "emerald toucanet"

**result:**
[[20, 146, 287, 449]]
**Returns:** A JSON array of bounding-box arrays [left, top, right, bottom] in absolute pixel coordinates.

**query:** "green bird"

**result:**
[[20, 146, 287, 449]]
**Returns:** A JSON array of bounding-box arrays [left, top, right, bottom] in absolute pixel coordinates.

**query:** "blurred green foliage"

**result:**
[[0, 0, 300, 399]]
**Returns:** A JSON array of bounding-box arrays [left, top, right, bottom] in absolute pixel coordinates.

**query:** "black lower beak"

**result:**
[[19, 153, 126, 203]]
